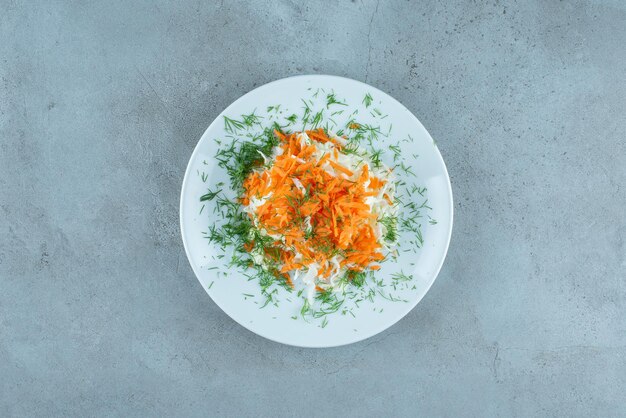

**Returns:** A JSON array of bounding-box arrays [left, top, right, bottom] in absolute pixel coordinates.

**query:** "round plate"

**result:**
[[180, 75, 453, 347]]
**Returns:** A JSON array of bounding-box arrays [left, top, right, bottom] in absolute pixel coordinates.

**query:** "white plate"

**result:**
[[180, 75, 453, 347]]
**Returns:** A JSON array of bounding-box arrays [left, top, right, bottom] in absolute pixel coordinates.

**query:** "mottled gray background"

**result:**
[[1, 0, 625, 416]]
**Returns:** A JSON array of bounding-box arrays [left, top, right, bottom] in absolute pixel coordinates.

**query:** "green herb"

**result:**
[[398, 161, 417, 177], [344, 145, 363, 157], [355, 123, 382, 144], [377, 290, 408, 302], [369, 149, 383, 169], [363, 93, 373, 108], [312, 294, 344, 318], [379, 215, 398, 242], [415, 228, 424, 247], [242, 111, 263, 127], [223, 116, 245, 133], [389, 144, 401, 162], [300, 299, 311, 318], [200, 188, 221, 202], [345, 270, 367, 287], [311, 109, 323, 128], [326, 93, 347, 108], [419, 199, 432, 210], [391, 271, 413, 282], [214, 129, 279, 192], [260, 288, 278, 308], [301, 99, 312, 128]]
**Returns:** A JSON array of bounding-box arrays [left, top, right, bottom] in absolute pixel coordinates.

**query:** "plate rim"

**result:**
[[180, 74, 454, 348]]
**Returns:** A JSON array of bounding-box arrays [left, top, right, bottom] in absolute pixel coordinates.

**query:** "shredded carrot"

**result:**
[[328, 160, 354, 177], [241, 130, 393, 283]]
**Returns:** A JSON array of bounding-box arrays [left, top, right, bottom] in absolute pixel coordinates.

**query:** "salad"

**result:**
[[199, 90, 433, 322], [240, 128, 397, 302]]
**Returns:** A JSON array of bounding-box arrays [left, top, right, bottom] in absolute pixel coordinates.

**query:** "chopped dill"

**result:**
[[312, 295, 344, 318], [377, 290, 408, 303], [399, 161, 416, 177], [363, 93, 373, 108], [266, 105, 281, 113], [311, 109, 323, 128], [200, 188, 221, 202], [242, 111, 263, 127], [223, 116, 245, 133], [326, 93, 347, 108], [379, 215, 398, 242], [391, 271, 413, 282], [345, 270, 367, 287], [389, 144, 401, 162], [300, 299, 311, 318], [301, 99, 312, 127], [415, 228, 424, 247], [370, 149, 383, 169]]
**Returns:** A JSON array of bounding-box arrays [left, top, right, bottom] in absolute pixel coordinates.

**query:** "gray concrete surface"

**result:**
[[1, 0, 625, 416]]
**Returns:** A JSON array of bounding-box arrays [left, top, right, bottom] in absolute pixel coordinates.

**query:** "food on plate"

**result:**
[[200, 94, 433, 317], [238, 128, 397, 301]]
